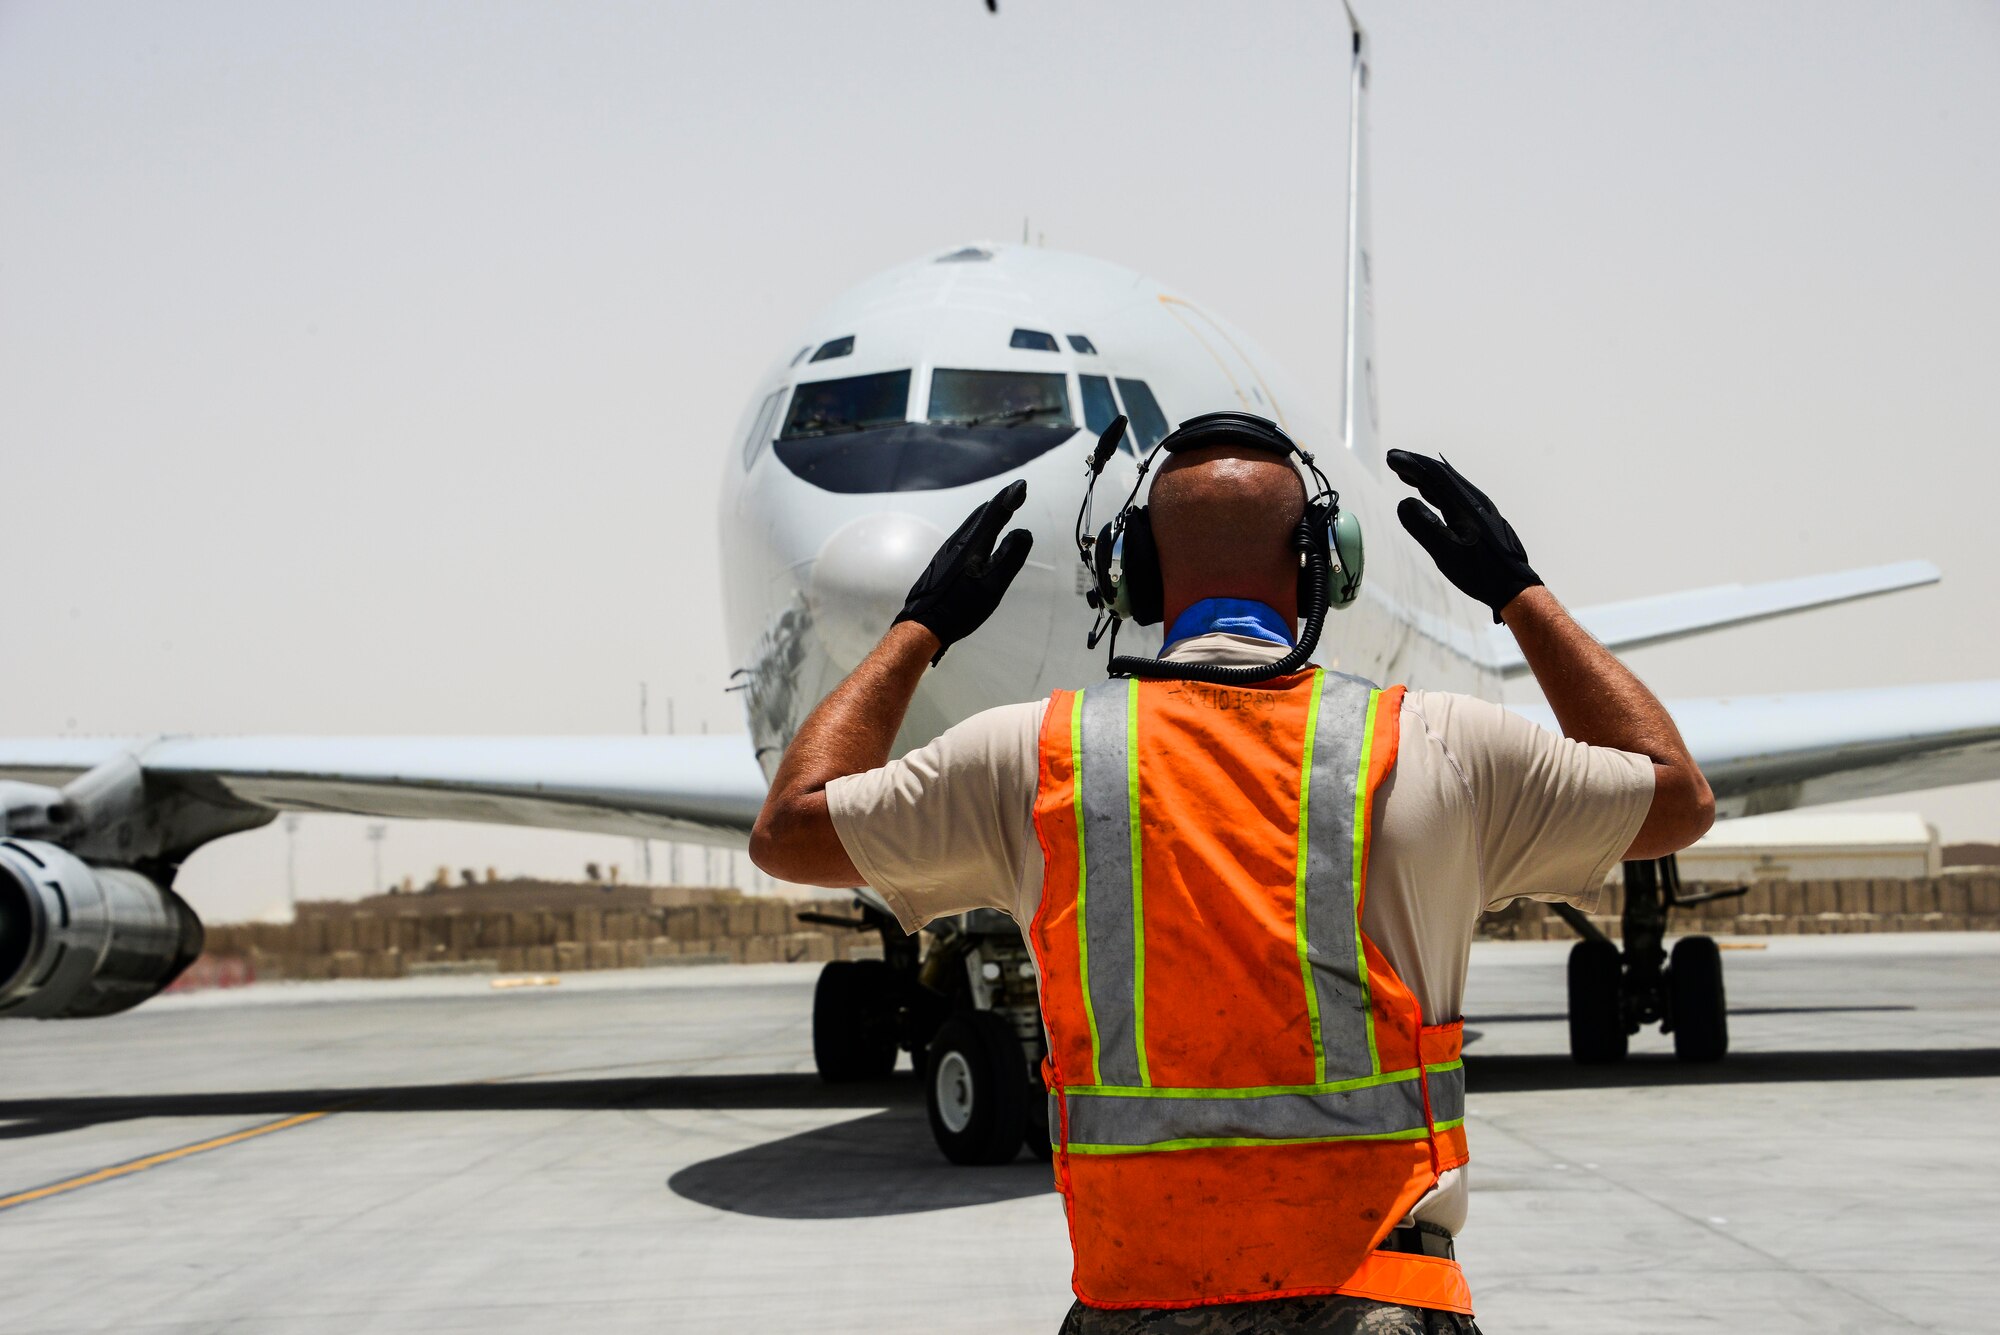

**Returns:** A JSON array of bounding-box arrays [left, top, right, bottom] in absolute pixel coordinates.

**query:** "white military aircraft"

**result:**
[[1, 14, 1992, 1162]]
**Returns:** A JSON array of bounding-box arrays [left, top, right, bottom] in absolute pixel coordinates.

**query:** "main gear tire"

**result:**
[[1668, 935, 1729, 1063], [925, 1010, 1029, 1166], [1567, 938, 1628, 1065], [812, 959, 899, 1083]]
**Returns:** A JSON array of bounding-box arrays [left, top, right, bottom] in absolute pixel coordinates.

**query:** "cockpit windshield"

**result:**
[[927, 369, 1073, 429], [780, 370, 911, 439]]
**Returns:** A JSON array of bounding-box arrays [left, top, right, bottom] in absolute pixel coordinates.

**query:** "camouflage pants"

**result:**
[[1058, 1296, 1481, 1335]]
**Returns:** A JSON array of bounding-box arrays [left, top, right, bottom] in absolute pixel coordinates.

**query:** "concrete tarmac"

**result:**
[[2, 935, 1996, 1334]]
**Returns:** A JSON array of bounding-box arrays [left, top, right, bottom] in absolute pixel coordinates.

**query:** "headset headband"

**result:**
[[1150, 411, 1336, 518], [1155, 410, 1301, 458]]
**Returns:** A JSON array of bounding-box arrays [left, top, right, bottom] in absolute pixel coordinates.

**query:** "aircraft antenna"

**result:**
[[1339, 1, 1379, 468]]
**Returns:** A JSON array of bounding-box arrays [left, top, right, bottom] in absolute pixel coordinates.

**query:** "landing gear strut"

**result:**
[[1555, 854, 1742, 1064]]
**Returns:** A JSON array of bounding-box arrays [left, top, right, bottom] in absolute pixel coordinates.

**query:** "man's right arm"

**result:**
[[1500, 586, 1714, 859]]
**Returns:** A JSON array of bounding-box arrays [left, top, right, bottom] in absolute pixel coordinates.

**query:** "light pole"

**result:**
[[282, 813, 302, 911], [636, 682, 654, 883], [666, 697, 681, 885], [365, 823, 387, 895], [700, 720, 713, 885]]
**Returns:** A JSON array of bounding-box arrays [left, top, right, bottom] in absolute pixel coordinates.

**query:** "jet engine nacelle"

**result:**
[[0, 839, 204, 1019]]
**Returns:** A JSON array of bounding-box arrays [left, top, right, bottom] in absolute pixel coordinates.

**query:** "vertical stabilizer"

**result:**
[[1340, 4, 1379, 469]]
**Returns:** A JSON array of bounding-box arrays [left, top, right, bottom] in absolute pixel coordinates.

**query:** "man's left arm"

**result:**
[[749, 621, 939, 887], [749, 481, 1034, 888]]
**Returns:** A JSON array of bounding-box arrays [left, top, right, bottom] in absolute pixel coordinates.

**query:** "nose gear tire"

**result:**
[[925, 1010, 1029, 1165]]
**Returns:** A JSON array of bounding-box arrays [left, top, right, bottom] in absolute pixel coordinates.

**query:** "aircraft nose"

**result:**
[[810, 513, 945, 671]]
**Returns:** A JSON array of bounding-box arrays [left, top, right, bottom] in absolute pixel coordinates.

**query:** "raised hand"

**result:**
[[1386, 450, 1542, 623], [893, 480, 1036, 663]]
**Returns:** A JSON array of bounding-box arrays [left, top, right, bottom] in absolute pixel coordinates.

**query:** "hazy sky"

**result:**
[[3, 1, 1996, 922]]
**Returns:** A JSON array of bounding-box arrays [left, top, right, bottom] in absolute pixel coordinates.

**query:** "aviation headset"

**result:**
[[1073, 410, 1365, 685]]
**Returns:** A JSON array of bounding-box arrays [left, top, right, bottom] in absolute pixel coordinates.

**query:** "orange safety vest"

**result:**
[[1028, 668, 1472, 1315]]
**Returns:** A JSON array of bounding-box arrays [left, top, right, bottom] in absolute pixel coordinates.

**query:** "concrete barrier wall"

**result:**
[[185, 873, 2000, 986], [196, 893, 882, 983]]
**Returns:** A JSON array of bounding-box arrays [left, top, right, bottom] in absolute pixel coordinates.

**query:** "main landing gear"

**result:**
[[1555, 854, 1744, 1064], [803, 903, 1046, 1165]]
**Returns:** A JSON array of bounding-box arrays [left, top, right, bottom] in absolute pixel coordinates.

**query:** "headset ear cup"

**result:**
[[1120, 508, 1164, 625], [1092, 519, 1120, 609], [1330, 508, 1365, 607]]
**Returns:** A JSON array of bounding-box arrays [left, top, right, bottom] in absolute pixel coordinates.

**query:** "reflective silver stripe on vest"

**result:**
[[1428, 1064, 1465, 1125], [1077, 679, 1143, 1086], [1302, 670, 1379, 1081], [1065, 1064, 1463, 1149]]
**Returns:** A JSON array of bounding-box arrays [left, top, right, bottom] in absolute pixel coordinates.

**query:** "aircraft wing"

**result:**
[[1480, 561, 1940, 678], [0, 735, 768, 848], [1514, 680, 2000, 818]]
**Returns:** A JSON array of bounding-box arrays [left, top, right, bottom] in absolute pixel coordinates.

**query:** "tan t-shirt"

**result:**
[[826, 631, 1654, 1233]]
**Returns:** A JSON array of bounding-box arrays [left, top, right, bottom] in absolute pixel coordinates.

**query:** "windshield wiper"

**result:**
[[947, 405, 1066, 428], [787, 419, 893, 439]]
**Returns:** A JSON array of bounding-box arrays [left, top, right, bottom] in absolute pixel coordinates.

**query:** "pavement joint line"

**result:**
[[0, 1107, 344, 1214], [1482, 1099, 1939, 1333]]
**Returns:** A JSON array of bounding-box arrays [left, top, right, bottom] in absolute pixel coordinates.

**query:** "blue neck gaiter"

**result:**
[[1162, 597, 1295, 650]]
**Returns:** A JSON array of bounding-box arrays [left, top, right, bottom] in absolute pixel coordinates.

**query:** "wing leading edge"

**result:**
[[1478, 561, 1940, 677], [0, 735, 768, 848]]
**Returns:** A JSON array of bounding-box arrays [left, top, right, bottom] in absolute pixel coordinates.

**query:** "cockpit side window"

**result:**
[[1079, 374, 1120, 436], [1067, 334, 1098, 355], [1114, 378, 1170, 452], [741, 389, 786, 469], [781, 370, 911, 439], [929, 369, 1072, 429]]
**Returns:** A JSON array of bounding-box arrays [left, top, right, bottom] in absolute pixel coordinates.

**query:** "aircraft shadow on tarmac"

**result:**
[[663, 1084, 1054, 1219], [6, 1043, 1997, 1219]]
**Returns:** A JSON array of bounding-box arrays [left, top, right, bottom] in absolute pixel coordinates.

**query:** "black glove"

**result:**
[[1386, 450, 1542, 623], [894, 480, 1035, 663]]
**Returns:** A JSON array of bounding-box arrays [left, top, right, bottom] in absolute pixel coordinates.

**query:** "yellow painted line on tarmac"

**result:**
[[0, 1109, 335, 1214]]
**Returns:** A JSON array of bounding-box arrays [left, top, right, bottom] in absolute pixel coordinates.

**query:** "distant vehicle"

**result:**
[[1, 11, 1989, 1164]]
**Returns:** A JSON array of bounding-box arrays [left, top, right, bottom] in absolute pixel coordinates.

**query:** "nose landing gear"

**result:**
[[1555, 855, 1743, 1064], [805, 903, 1046, 1164]]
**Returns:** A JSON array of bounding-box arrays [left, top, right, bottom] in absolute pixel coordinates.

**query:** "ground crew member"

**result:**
[[751, 417, 1715, 1334]]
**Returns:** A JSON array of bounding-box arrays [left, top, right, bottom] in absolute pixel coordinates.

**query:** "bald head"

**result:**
[[1147, 443, 1307, 629]]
